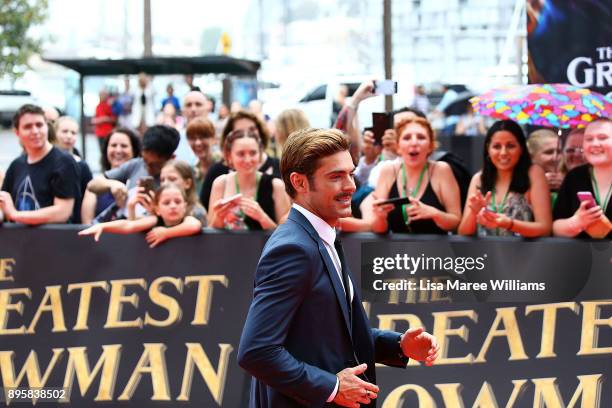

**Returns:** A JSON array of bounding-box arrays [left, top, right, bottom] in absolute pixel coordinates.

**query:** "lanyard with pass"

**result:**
[[401, 162, 428, 225], [234, 172, 261, 217], [591, 168, 612, 212]]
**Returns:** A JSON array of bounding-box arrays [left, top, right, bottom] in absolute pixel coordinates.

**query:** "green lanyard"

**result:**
[[234, 172, 261, 200], [234, 172, 261, 218], [400, 162, 428, 225], [591, 168, 612, 212], [490, 187, 509, 213]]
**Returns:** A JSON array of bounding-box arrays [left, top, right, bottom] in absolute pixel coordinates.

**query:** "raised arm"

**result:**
[[87, 176, 128, 207]]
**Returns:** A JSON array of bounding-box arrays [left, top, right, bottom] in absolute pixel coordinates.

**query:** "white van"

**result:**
[[0, 90, 37, 127]]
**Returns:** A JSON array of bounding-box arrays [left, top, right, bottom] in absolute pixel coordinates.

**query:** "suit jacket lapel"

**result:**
[[288, 209, 353, 338]]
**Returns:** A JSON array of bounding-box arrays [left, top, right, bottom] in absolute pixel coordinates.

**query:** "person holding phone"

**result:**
[[86, 125, 179, 220], [79, 183, 202, 248], [81, 128, 141, 224], [458, 120, 552, 237], [208, 129, 290, 230], [199, 110, 280, 210], [365, 116, 462, 234], [553, 118, 612, 239]]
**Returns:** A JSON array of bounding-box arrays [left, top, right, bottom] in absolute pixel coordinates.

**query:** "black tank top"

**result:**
[[245, 173, 276, 230], [386, 174, 447, 235]]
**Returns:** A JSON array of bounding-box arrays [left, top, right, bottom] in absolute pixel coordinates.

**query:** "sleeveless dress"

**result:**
[[478, 192, 534, 237], [223, 173, 276, 231], [386, 176, 447, 235]]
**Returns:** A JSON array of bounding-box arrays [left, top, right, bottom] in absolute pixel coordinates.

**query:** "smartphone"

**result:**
[[220, 193, 243, 206], [138, 176, 156, 195], [577, 191, 597, 209], [375, 197, 410, 207], [372, 112, 393, 146], [373, 80, 398, 95]]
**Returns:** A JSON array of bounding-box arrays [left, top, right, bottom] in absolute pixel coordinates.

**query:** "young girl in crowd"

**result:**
[[127, 160, 206, 224], [208, 129, 290, 230], [366, 116, 462, 234], [79, 183, 202, 247], [458, 120, 552, 237], [553, 118, 612, 239]]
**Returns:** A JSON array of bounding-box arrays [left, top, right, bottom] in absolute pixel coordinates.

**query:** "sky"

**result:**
[[42, 0, 249, 58]]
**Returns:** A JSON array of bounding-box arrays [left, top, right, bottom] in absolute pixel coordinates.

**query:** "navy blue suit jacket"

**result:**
[[238, 208, 408, 407]]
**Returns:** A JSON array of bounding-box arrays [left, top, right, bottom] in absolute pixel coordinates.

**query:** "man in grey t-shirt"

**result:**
[[86, 125, 179, 219]]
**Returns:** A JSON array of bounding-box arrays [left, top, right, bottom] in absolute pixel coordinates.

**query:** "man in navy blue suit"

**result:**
[[238, 128, 439, 407]]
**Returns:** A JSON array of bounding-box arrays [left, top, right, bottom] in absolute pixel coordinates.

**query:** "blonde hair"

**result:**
[[274, 109, 310, 151], [161, 160, 200, 211], [55, 116, 78, 131], [527, 129, 557, 156]]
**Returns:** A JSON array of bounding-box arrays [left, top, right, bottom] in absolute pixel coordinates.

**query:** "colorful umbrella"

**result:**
[[470, 83, 612, 129]]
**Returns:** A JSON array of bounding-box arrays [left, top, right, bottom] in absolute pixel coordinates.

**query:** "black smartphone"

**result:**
[[375, 196, 410, 207], [372, 112, 393, 146], [138, 176, 156, 195]]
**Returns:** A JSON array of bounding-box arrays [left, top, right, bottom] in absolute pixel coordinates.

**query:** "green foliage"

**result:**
[[0, 0, 48, 81]]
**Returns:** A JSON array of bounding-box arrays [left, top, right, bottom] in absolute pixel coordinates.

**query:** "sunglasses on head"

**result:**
[[228, 129, 260, 139]]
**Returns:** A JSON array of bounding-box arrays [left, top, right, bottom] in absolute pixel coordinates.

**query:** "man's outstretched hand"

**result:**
[[400, 327, 439, 366], [334, 364, 379, 407]]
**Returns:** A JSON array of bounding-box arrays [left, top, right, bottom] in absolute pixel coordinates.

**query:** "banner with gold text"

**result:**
[[0, 226, 610, 407]]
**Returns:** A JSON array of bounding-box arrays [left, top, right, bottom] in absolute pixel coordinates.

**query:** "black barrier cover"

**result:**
[[360, 238, 612, 303], [0, 227, 611, 407]]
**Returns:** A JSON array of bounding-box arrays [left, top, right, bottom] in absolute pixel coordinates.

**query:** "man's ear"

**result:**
[[290, 172, 308, 194]]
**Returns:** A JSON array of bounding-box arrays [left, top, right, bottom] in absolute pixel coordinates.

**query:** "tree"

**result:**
[[0, 0, 48, 84]]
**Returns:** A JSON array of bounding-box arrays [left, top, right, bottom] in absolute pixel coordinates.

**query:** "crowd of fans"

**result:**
[[0, 79, 610, 245]]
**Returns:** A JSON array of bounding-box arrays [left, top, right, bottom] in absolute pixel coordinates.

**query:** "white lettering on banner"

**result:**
[[566, 46, 612, 88]]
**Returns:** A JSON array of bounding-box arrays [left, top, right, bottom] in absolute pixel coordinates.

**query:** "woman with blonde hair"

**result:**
[[273, 109, 310, 157], [527, 129, 563, 192]]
